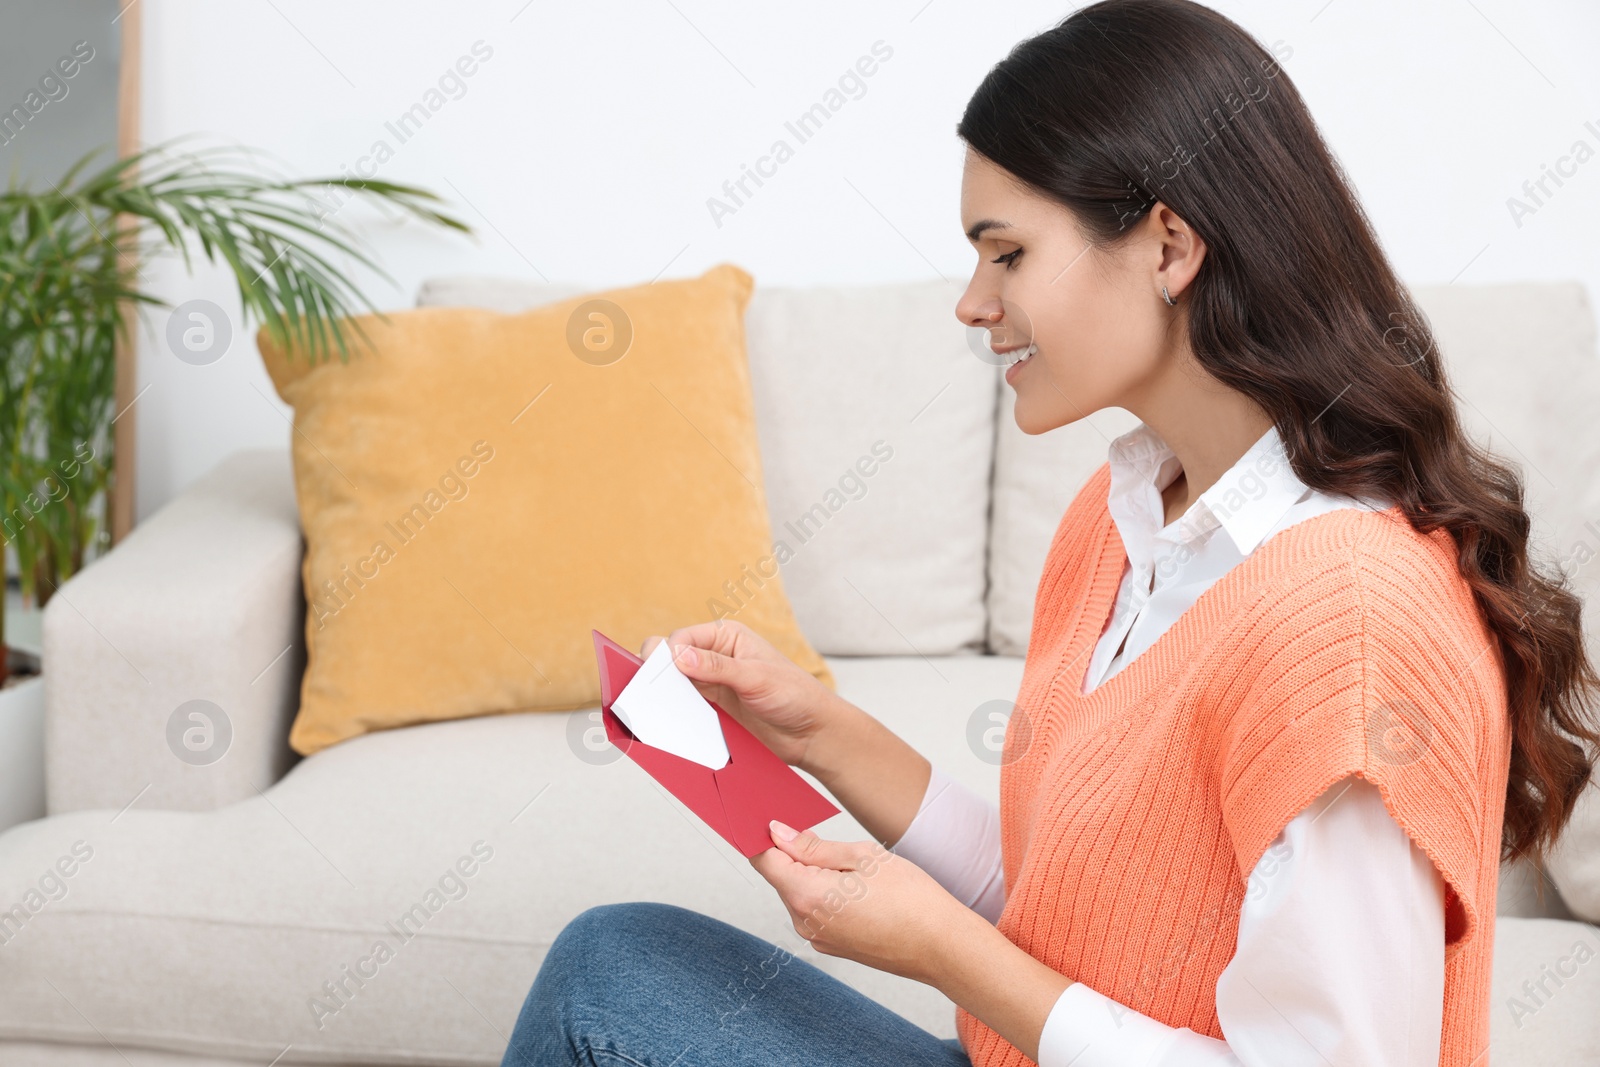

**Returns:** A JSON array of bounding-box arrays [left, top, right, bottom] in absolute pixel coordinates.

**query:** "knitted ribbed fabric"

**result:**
[[955, 463, 1511, 1067]]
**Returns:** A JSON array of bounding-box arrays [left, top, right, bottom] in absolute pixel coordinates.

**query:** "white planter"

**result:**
[[0, 675, 45, 834]]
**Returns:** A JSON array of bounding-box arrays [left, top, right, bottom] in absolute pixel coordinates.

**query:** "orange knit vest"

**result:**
[[955, 463, 1511, 1066]]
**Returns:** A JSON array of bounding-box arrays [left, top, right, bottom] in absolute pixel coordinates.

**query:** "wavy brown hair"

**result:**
[[959, 0, 1600, 864]]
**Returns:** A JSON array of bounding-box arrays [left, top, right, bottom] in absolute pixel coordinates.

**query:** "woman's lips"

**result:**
[[1001, 344, 1035, 383]]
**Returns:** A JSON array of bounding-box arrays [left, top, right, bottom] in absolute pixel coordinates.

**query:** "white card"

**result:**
[[611, 642, 731, 770]]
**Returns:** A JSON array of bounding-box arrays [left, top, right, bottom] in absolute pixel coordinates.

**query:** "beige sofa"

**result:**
[[1, 276, 1597, 1065]]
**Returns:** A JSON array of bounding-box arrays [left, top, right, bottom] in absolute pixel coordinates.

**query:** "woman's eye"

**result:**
[[991, 248, 1023, 269]]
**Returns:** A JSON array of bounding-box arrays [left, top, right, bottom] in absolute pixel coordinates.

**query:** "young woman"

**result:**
[[503, 2, 1599, 1064]]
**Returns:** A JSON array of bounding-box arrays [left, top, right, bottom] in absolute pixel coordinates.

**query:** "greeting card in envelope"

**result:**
[[591, 629, 840, 857]]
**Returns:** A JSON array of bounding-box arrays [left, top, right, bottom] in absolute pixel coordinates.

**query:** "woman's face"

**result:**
[[955, 147, 1181, 435]]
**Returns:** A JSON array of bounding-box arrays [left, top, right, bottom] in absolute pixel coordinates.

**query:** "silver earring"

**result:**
[[1161, 285, 1176, 307]]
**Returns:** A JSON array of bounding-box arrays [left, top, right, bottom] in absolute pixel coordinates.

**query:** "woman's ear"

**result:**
[[1149, 201, 1207, 299]]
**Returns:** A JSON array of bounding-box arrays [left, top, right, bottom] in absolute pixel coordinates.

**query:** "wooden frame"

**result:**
[[111, 2, 141, 543]]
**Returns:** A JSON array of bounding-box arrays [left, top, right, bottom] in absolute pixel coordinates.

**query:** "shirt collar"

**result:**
[[1105, 420, 1310, 556]]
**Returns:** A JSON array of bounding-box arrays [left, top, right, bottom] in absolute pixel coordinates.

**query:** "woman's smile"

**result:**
[[1001, 342, 1037, 384]]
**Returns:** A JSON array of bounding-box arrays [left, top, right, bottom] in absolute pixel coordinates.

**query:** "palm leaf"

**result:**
[[0, 137, 470, 609]]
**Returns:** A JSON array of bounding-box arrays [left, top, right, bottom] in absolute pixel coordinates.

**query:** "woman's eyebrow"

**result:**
[[965, 219, 1013, 242]]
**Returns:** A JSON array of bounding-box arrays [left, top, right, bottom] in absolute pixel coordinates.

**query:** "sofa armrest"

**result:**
[[43, 448, 305, 814]]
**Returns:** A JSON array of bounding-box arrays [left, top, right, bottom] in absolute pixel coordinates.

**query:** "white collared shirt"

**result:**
[[893, 421, 1446, 1067], [1085, 419, 1389, 693]]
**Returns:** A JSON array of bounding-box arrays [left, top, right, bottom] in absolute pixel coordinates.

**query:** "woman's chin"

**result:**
[[1009, 386, 1094, 436], [1009, 399, 1063, 436]]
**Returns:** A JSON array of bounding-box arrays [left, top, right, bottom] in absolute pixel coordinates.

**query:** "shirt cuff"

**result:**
[[1037, 982, 1183, 1067], [890, 764, 1005, 922]]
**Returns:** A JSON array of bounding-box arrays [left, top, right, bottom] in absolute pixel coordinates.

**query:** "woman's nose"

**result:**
[[957, 292, 1004, 329]]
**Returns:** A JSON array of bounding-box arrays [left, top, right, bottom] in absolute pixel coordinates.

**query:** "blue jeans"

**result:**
[[502, 901, 972, 1066]]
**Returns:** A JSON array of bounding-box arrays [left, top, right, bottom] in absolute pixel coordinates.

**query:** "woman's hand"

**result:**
[[748, 819, 981, 988], [755, 822, 1077, 1065], [640, 619, 845, 770], [640, 620, 938, 860]]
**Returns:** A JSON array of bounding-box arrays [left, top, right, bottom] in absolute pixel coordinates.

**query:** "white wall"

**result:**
[[135, 0, 1600, 519]]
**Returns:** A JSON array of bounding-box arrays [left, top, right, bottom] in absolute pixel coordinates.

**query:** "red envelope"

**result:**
[[592, 629, 841, 858]]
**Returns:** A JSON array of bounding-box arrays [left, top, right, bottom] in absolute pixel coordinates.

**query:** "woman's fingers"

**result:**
[[751, 829, 890, 944], [668, 619, 748, 660], [761, 822, 868, 873], [638, 629, 753, 685], [643, 619, 800, 676], [680, 619, 794, 667], [639, 621, 736, 661], [670, 640, 746, 686]]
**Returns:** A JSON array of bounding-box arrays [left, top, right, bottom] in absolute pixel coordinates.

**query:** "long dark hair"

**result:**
[[959, 0, 1599, 864]]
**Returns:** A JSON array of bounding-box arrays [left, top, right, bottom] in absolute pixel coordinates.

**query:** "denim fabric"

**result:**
[[502, 900, 972, 1066]]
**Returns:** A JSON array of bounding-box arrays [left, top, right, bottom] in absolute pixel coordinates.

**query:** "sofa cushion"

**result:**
[[0, 653, 1017, 1065], [1551, 779, 1600, 924], [417, 275, 996, 657], [258, 263, 833, 755], [1488, 917, 1600, 1064], [0, 1043, 263, 1066]]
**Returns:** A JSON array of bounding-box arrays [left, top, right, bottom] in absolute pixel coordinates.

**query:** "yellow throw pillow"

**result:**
[[259, 263, 835, 755]]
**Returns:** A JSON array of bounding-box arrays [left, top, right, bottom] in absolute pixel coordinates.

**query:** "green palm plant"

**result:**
[[0, 139, 470, 679]]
